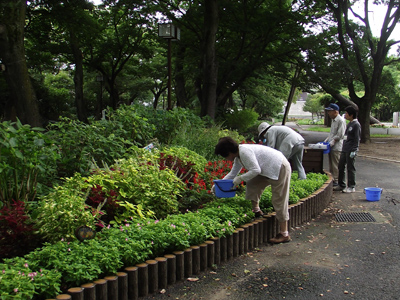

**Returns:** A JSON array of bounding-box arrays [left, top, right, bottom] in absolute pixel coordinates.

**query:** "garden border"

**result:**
[[50, 172, 333, 300]]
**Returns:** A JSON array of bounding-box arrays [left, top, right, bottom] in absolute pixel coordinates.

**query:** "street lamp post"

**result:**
[[158, 23, 180, 110]]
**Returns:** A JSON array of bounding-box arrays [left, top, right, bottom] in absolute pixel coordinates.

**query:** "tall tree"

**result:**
[[0, 1, 42, 126], [156, 0, 308, 120], [26, 0, 101, 123], [86, 0, 156, 110], [300, 0, 400, 143]]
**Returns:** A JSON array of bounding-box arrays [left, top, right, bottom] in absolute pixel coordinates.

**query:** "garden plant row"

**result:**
[[0, 106, 329, 299], [47, 174, 333, 300], [0, 162, 327, 299]]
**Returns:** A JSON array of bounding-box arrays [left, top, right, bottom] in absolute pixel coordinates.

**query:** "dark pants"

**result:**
[[338, 152, 356, 188]]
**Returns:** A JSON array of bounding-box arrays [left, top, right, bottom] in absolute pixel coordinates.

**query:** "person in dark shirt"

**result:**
[[334, 106, 361, 193]]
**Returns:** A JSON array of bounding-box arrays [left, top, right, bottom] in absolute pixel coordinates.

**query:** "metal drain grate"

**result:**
[[335, 212, 376, 222]]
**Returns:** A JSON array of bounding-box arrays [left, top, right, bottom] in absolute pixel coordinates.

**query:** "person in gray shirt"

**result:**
[[258, 122, 306, 180], [323, 103, 346, 186]]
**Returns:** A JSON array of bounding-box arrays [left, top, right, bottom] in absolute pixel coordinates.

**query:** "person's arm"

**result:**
[[233, 148, 261, 182], [222, 158, 243, 180], [351, 122, 361, 152]]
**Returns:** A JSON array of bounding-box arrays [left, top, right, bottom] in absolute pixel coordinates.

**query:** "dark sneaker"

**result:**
[[333, 181, 338, 187], [269, 233, 291, 244], [255, 210, 264, 218], [333, 185, 345, 191]]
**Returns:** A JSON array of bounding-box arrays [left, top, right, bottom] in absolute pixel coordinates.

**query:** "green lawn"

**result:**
[[300, 125, 398, 138]]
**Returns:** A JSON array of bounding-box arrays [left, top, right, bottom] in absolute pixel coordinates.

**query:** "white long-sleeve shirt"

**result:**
[[325, 115, 346, 151], [223, 144, 286, 181]]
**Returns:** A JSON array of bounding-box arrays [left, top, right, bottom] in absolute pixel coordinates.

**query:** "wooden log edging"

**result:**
[[51, 173, 333, 300]]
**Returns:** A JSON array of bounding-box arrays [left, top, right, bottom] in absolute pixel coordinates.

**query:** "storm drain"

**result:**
[[335, 212, 376, 222]]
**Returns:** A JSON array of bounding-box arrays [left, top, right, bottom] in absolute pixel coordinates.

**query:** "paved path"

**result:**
[[143, 126, 400, 300]]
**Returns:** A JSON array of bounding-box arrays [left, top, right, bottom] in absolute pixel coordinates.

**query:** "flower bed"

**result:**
[[0, 172, 332, 300]]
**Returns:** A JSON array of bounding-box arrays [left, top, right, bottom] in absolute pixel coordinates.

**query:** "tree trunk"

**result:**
[[174, 44, 187, 108], [282, 65, 301, 125], [0, 0, 42, 126], [200, 0, 219, 119], [70, 32, 88, 123], [107, 77, 120, 109], [319, 82, 379, 143]]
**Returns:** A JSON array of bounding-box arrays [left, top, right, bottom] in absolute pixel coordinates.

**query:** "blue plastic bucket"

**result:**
[[321, 142, 331, 154], [214, 179, 236, 198], [364, 187, 383, 201]]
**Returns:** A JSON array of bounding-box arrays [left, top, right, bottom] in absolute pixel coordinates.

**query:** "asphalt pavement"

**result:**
[[143, 124, 400, 300]]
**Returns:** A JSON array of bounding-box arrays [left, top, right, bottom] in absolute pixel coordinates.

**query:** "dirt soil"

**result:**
[[358, 137, 400, 161]]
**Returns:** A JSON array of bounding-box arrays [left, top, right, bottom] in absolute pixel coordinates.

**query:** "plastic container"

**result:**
[[308, 143, 330, 154], [213, 179, 236, 198], [321, 142, 331, 154], [364, 187, 383, 201]]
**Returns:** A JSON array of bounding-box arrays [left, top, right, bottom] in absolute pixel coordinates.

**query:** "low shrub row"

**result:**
[[0, 197, 254, 299], [0, 171, 328, 299]]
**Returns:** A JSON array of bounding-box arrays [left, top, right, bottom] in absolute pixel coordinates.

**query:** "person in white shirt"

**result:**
[[214, 137, 291, 244], [323, 103, 346, 186], [258, 122, 306, 180]]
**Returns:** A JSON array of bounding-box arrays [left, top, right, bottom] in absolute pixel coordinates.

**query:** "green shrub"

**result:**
[[259, 172, 328, 212], [200, 196, 254, 225], [220, 108, 259, 132], [0, 256, 62, 299], [137, 106, 206, 145], [1, 199, 253, 298], [0, 120, 59, 206], [157, 146, 208, 177], [34, 174, 98, 243], [46, 117, 134, 177], [171, 124, 245, 161], [104, 157, 185, 219], [106, 104, 155, 145], [35, 154, 186, 243]]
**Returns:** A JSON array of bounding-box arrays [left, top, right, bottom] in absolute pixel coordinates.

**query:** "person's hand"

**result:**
[[233, 176, 242, 187], [210, 185, 215, 195], [350, 151, 356, 158], [329, 140, 335, 147]]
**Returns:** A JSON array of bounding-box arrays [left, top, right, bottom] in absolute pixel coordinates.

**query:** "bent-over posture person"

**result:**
[[258, 122, 306, 180], [214, 137, 292, 244]]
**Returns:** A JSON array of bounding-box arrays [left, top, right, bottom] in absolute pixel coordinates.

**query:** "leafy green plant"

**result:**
[[0, 120, 59, 206], [221, 108, 259, 132], [259, 172, 328, 212], [34, 174, 98, 243], [88, 157, 185, 219], [138, 107, 206, 145], [158, 146, 208, 177], [0, 257, 62, 300], [170, 123, 245, 161], [111, 201, 155, 225], [46, 117, 136, 177], [25, 239, 124, 287]]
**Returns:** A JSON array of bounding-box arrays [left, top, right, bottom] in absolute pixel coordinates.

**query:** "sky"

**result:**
[[353, 1, 400, 38], [352, 1, 400, 55]]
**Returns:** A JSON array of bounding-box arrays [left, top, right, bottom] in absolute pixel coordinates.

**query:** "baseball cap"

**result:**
[[325, 103, 339, 111]]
